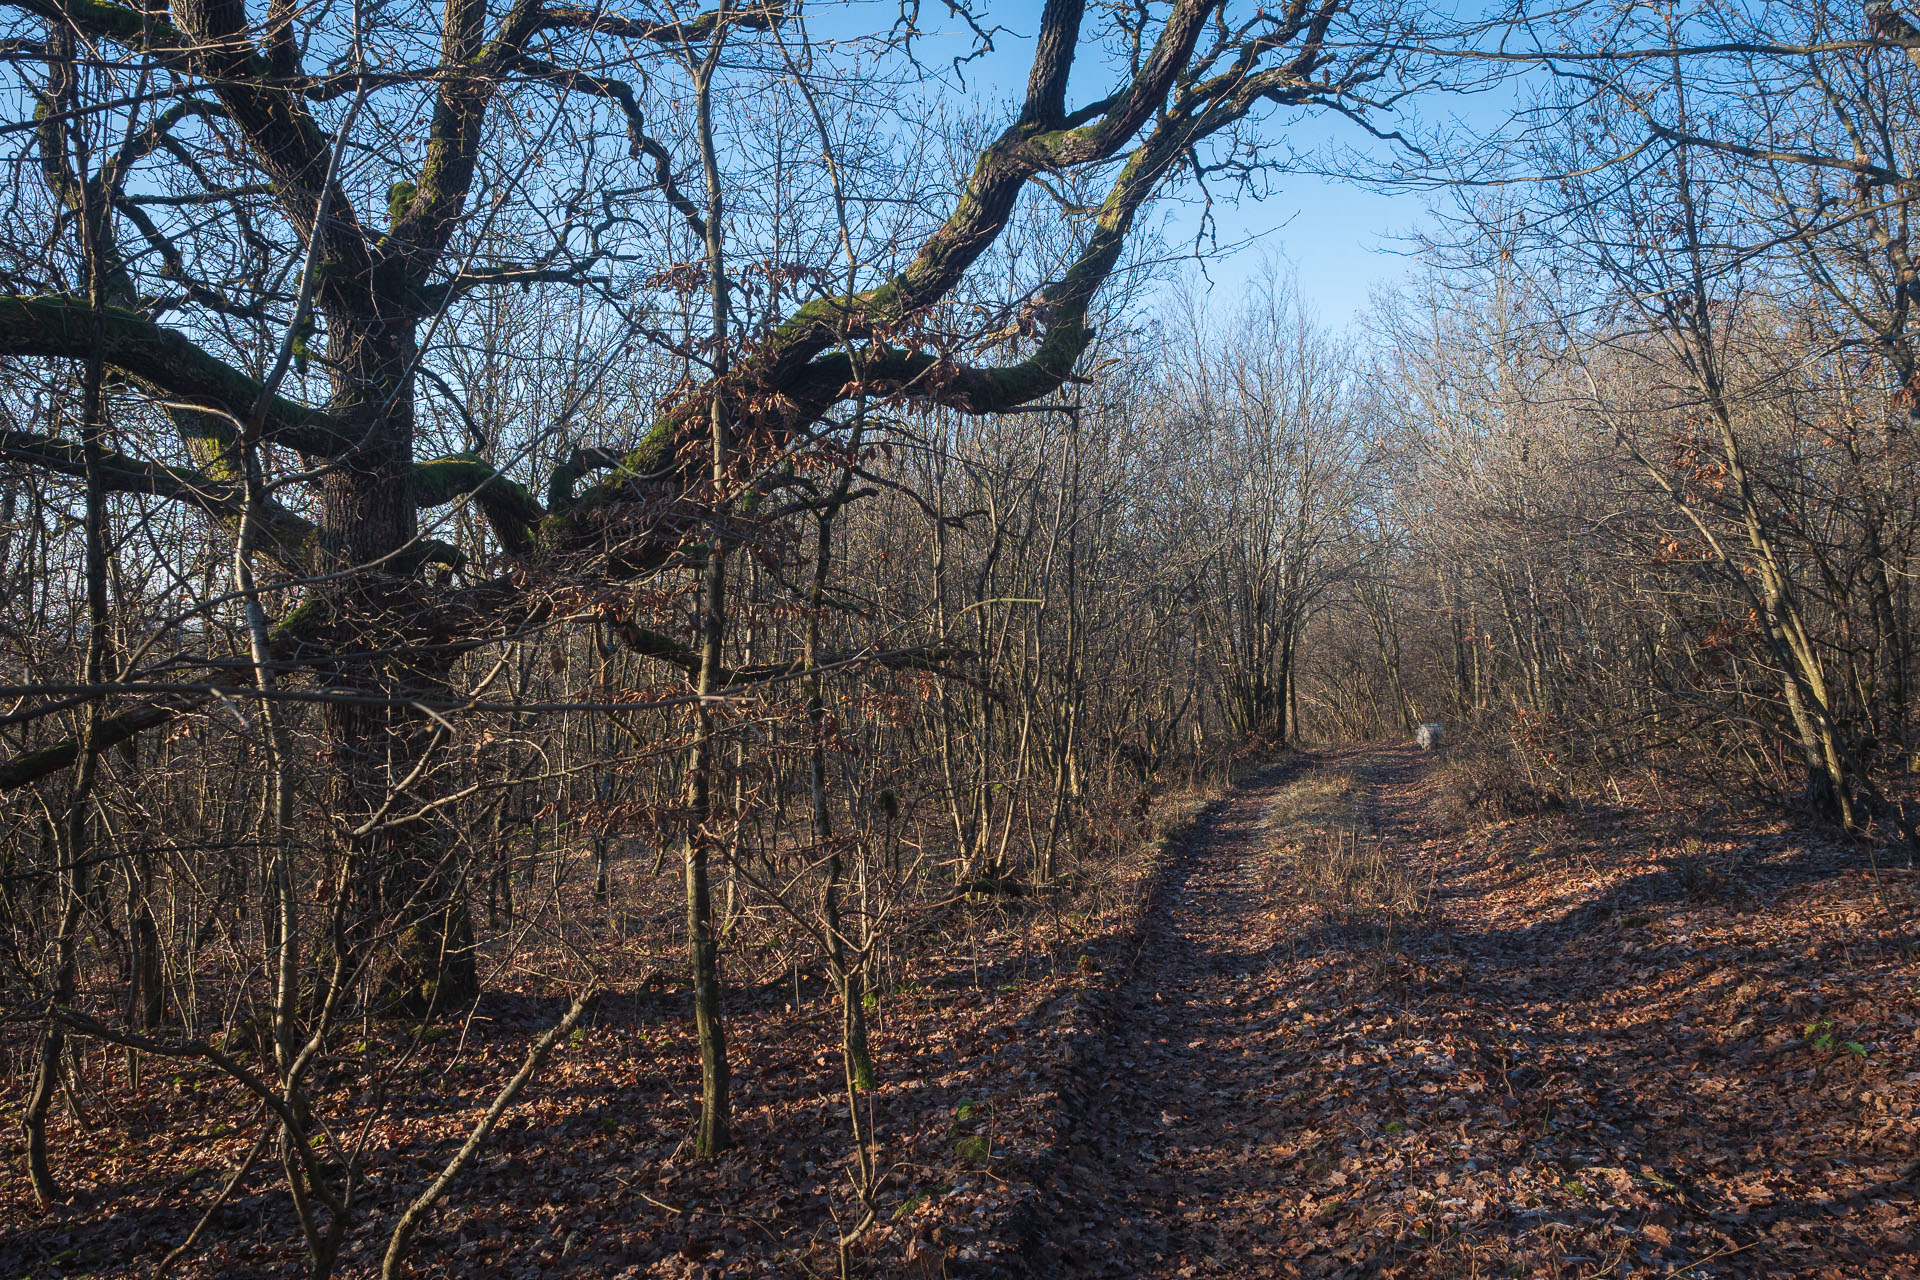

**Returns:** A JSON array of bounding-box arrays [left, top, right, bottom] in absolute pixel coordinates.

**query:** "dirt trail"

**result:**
[[1003, 745, 1918, 1279]]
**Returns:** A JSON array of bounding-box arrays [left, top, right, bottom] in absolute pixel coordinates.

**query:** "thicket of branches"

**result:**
[[1313, 0, 1920, 837]]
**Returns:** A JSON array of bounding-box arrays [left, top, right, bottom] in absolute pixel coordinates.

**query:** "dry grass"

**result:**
[[1261, 770, 1428, 926]]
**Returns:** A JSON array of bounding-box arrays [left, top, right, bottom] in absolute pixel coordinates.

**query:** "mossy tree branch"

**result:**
[[0, 295, 350, 455]]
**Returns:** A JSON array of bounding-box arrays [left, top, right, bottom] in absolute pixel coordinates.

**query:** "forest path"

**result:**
[[1007, 744, 1432, 1277], [1003, 744, 1917, 1279]]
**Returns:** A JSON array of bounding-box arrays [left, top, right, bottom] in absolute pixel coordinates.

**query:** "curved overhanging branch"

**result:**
[[574, 8, 1268, 508], [724, 0, 1219, 396], [0, 429, 319, 571], [414, 453, 545, 554], [553, 4, 1351, 556], [0, 295, 351, 455], [782, 124, 1179, 419], [536, 1, 786, 46]]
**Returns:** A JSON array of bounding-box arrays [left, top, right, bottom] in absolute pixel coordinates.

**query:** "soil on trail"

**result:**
[[1007, 746, 1919, 1279]]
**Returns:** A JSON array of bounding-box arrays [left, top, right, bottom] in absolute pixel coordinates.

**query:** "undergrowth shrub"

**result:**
[[1429, 743, 1565, 826]]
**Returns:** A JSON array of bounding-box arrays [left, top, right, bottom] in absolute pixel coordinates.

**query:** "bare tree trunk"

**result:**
[[809, 465, 874, 1090], [685, 32, 733, 1154], [25, 53, 110, 1195]]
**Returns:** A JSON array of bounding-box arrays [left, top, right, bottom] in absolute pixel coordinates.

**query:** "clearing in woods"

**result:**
[[1005, 746, 1918, 1279]]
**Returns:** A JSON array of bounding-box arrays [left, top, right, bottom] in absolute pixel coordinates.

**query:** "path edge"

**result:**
[[969, 753, 1313, 1277]]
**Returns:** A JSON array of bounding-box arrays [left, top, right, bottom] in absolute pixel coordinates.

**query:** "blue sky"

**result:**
[[1160, 152, 1428, 329]]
